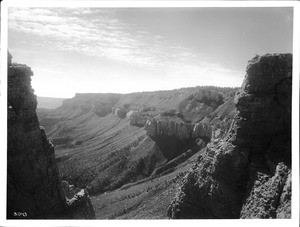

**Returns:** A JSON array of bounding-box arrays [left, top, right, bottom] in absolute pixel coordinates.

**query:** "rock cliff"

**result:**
[[145, 116, 193, 140], [7, 55, 95, 219], [143, 98, 234, 160], [168, 53, 292, 219], [144, 114, 196, 160]]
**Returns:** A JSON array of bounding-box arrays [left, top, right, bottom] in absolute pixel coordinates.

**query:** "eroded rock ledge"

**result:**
[[168, 53, 292, 219], [7, 55, 95, 219]]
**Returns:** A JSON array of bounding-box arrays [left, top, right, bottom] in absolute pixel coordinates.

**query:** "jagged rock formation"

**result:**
[[7, 55, 95, 219], [168, 53, 292, 219], [238, 53, 292, 218], [7, 63, 65, 218]]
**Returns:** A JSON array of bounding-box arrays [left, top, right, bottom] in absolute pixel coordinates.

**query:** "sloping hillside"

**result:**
[[38, 86, 236, 199], [92, 150, 201, 219]]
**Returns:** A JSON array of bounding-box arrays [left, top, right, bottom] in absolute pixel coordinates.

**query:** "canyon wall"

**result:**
[[7, 57, 95, 219], [168, 53, 292, 219]]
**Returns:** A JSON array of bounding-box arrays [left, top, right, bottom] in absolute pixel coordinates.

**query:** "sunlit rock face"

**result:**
[[7, 55, 95, 219], [144, 115, 194, 160], [145, 117, 193, 140], [168, 53, 292, 219]]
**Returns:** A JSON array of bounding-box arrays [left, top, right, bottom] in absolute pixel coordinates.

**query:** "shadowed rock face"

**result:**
[[238, 53, 292, 219], [7, 57, 95, 219], [168, 53, 292, 219], [7, 64, 66, 218]]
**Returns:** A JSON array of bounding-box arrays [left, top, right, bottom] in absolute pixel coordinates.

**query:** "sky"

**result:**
[[8, 7, 293, 98]]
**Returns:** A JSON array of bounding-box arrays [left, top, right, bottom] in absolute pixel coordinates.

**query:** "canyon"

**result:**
[[7, 53, 292, 219]]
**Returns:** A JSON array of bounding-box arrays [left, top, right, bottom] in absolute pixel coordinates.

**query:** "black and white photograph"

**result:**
[[1, 1, 299, 225]]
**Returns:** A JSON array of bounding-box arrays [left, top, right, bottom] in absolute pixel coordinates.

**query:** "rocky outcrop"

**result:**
[[144, 116, 195, 160], [192, 122, 212, 139], [237, 53, 292, 218], [144, 109, 223, 160], [7, 55, 95, 219], [145, 117, 194, 140], [128, 110, 149, 127], [276, 172, 291, 218], [240, 163, 290, 218], [62, 181, 95, 219], [144, 102, 233, 143], [168, 53, 292, 219], [8, 63, 65, 218]]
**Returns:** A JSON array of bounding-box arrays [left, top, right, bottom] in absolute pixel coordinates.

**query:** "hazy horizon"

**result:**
[[8, 7, 293, 98], [36, 84, 239, 99]]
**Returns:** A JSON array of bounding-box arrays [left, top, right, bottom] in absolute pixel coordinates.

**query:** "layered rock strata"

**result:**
[[145, 117, 194, 140], [145, 116, 195, 160], [7, 57, 95, 219], [143, 101, 234, 160], [168, 53, 292, 219]]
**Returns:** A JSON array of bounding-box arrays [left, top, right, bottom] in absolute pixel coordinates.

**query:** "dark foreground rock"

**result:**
[[168, 53, 292, 219], [7, 56, 95, 219]]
